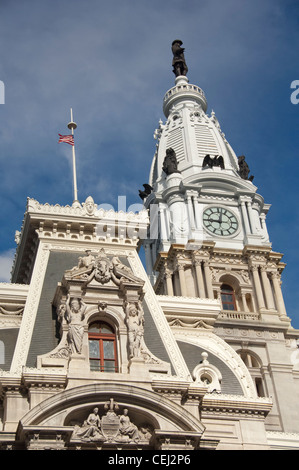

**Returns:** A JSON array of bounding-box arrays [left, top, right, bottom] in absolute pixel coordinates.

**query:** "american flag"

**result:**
[[58, 134, 74, 146]]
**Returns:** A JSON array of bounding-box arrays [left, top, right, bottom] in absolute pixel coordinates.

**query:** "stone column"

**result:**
[[241, 292, 249, 312], [194, 259, 205, 298], [260, 267, 276, 310], [246, 200, 255, 234], [177, 265, 187, 297], [192, 193, 201, 230], [165, 270, 174, 296], [203, 261, 213, 299], [270, 272, 287, 316], [260, 213, 270, 241], [240, 198, 251, 235], [251, 265, 265, 310], [186, 193, 195, 232], [159, 207, 168, 241]]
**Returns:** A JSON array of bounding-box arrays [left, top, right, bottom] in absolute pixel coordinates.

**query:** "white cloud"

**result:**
[[0, 249, 15, 282]]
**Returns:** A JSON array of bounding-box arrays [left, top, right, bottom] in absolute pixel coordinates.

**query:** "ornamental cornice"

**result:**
[[26, 198, 149, 223], [201, 393, 272, 418]]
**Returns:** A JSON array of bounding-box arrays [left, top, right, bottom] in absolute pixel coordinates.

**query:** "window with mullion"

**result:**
[[88, 323, 118, 372], [220, 284, 236, 311]]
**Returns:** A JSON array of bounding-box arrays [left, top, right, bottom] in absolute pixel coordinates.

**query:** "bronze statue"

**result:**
[[138, 184, 153, 200], [172, 40, 188, 77], [202, 154, 225, 170], [162, 148, 180, 175], [238, 155, 254, 181]]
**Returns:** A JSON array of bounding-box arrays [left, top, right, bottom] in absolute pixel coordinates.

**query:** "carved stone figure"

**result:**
[[162, 148, 180, 175], [74, 407, 104, 441], [72, 401, 152, 444], [202, 154, 225, 169], [117, 409, 140, 442], [124, 300, 145, 359], [172, 40, 188, 77], [65, 295, 86, 354], [238, 155, 254, 181], [83, 195, 97, 216], [84, 249, 113, 285]]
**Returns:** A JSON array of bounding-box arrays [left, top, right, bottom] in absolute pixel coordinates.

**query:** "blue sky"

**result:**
[[0, 0, 298, 327]]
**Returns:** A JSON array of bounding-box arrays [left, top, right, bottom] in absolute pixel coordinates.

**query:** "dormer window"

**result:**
[[221, 284, 236, 311]]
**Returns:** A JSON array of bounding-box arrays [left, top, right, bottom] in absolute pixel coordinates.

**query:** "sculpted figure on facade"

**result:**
[[73, 407, 105, 442], [65, 295, 86, 354], [124, 300, 145, 359], [117, 408, 140, 442], [72, 401, 152, 445], [83, 195, 97, 216]]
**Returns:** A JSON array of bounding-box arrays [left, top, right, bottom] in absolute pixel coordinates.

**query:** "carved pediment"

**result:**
[[64, 249, 144, 289]]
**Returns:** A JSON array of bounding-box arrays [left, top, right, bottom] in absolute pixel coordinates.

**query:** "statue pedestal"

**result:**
[[128, 357, 149, 379], [165, 172, 182, 189]]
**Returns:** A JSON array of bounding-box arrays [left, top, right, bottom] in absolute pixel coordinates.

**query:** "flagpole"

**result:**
[[67, 108, 79, 204]]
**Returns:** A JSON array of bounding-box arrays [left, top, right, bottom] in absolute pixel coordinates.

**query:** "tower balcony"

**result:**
[[163, 76, 208, 117]]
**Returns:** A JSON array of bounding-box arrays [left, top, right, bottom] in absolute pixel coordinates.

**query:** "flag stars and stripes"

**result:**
[[58, 134, 74, 146]]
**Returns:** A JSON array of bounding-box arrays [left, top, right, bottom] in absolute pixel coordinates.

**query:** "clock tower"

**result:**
[[142, 41, 287, 325]]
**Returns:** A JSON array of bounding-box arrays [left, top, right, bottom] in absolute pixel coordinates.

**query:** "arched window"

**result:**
[[238, 351, 265, 397], [88, 322, 118, 373], [221, 284, 236, 311]]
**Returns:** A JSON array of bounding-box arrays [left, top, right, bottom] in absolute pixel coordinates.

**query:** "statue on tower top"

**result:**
[[172, 40, 188, 77]]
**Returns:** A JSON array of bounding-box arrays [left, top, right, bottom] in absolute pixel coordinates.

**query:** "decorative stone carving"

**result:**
[[124, 300, 145, 359], [192, 352, 222, 393], [72, 399, 152, 444], [65, 295, 86, 354], [82, 196, 97, 216], [73, 407, 105, 442], [0, 305, 24, 316]]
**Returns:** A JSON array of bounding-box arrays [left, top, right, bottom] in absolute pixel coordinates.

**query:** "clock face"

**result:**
[[203, 207, 238, 237]]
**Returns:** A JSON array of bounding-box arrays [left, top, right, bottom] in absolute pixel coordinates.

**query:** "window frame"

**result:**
[[220, 284, 237, 311], [88, 322, 118, 373]]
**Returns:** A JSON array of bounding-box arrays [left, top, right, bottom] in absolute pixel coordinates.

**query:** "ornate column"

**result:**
[[186, 192, 195, 232], [193, 259, 205, 298], [260, 213, 270, 241], [241, 292, 250, 312], [240, 197, 251, 235], [165, 269, 174, 296], [177, 264, 187, 297], [250, 265, 265, 310], [270, 272, 287, 316], [159, 207, 168, 241], [260, 267, 276, 310], [192, 193, 201, 230], [246, 199, 255, 234], [203, 261, 213, 299]]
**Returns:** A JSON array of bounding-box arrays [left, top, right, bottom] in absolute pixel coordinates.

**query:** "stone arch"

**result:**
[[174, 330, 257, 398], [18, 382, 206, 435]]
